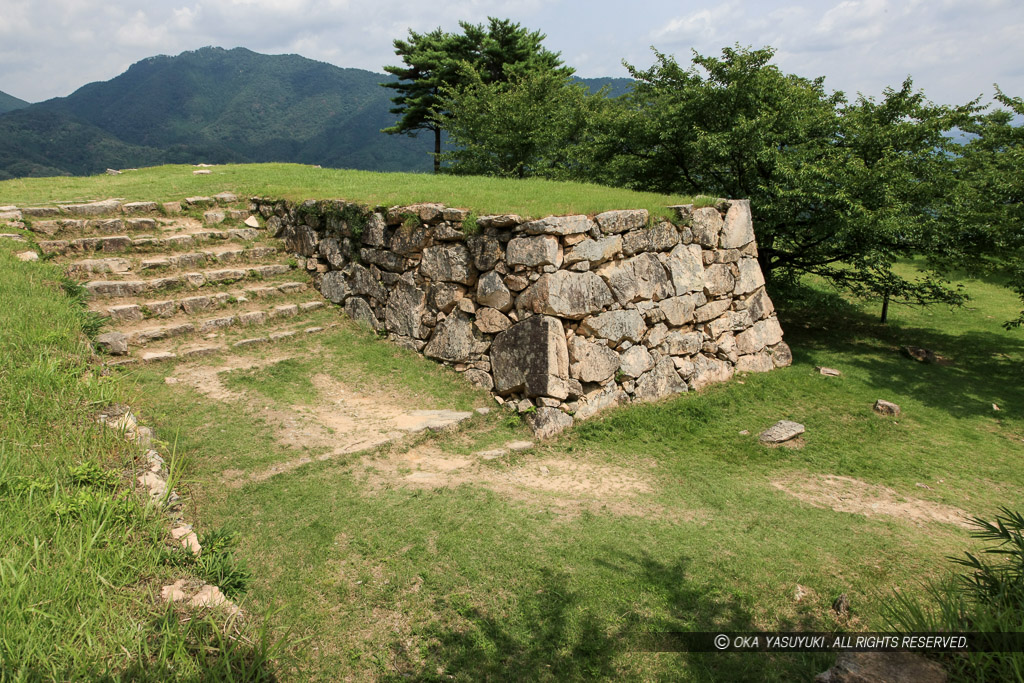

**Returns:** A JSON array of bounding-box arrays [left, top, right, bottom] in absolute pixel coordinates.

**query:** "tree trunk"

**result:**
[[880, 289, 890, 324], [433, 127, 441, 174]]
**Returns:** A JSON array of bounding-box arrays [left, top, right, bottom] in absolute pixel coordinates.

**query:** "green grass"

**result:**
[[118, 261, 1024, 681], [0, 242, 283, 680], [0, 163, 698, 221]]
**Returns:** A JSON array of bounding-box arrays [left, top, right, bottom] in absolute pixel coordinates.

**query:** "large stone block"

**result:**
[[618, 345, 654, 378], [564, 235, 622, 265], [385, 275, 427, 339], [720, 200, 755, 249], [389, 226, 429, 255], [345, 297, 382, 331], [362, 212, 388, 247], [286, 224, 319, 256], [467, 234, 503, 271], [579, 309, 647, 345], [690, 354, 735, 390], [568, 336, 620, 383], [525, 407, 574, 439], [595, 209, 648, 234], [691, 207, 724, 248], [506, 235, 561, 268], [522, 215, 594, 236], [703, 263, 735, 297], [663, 243, 704, 294], [659, 295, 698, 326], [634, 358, 688, 403], [476, 270, 512, 311], [421, 243, 477, 285], [735, 317, 784, 355], [597, 253, 674, 304], [490, 315, 569, 399], [424, 311, 476, 362], [737, 287, 775, 321], [475, 307, 512, 334], [347, 263, 387, 301], [733, 257, 766, 296], [517, 271, 614, 320], [664, 330, 702, 356]]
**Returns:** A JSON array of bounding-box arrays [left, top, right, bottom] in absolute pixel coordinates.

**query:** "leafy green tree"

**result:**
[[382, 17, 571, 173], [583, 46, 976, 316], [439, 68, 597, 179], [944, 89, 1024, 328]]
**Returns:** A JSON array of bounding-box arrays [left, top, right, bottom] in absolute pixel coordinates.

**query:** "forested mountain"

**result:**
[[0, 90, 29, 114], [0, 47, 633, 179]]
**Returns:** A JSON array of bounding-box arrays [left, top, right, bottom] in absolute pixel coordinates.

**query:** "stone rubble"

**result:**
[[96, 405, 242, 617]]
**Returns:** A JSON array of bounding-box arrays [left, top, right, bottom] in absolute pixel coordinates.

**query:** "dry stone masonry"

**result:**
[[254, 197, 791, 437]]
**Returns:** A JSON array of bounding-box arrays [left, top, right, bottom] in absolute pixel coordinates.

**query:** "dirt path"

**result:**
[[170, 355, 474, 487], [771, 474, 972, 528]]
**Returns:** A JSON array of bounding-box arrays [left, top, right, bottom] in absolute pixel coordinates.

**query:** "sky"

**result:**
[[2, 0, 1022, 107]]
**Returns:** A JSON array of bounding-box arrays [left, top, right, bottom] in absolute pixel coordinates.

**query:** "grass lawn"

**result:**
[[0, 163, 699, 221], [0, 242, 278, 680], [120, 263, 1024, 681]]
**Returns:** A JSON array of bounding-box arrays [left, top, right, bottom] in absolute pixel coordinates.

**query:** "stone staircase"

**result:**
[[15, 195, 333, 364]]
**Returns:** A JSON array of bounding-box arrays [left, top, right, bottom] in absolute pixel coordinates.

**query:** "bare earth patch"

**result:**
[[171, 358, 472, 487], [359, 446, 705, 522], [771, 474, 972, 528], [171, 356, 698, 521]]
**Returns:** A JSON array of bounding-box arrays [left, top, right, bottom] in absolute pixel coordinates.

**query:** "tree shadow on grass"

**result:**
[[775, 282, 1024, 422], [385, 551, 828, 682]]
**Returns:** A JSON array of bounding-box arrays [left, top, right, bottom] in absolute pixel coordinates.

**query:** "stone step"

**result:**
[[84, 264, 295, 299], [29, 213, 260, 239], [21, 194, 245, 219], [38, 228, 261, 256], [116, 300, 328, 347], [66, 245, 283, 277], [107, 321, 339, 366], [93, 281, 311, 322]]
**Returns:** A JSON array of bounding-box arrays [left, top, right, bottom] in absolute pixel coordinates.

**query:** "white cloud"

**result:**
[[0, 0, 1020, 108]]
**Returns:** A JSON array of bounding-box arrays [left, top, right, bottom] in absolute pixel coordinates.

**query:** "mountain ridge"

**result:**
[[0, 90, 30, 115], [0, 46, 632, 180]]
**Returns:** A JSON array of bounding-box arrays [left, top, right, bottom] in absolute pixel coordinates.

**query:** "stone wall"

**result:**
[[251, 197, 791, 437]]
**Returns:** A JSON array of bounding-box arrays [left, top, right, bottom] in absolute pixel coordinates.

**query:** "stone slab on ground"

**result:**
[[759, 420, 805, 444]]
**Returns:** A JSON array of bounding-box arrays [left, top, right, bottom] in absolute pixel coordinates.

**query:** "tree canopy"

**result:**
[[382, 17, 570, 173], [581, 46, 978, 311], [438, 68, 597, 179]]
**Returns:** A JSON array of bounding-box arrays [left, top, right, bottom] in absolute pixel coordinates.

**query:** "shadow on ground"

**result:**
[[776, 282, 1024, 422], [383, 551, 829, 682]]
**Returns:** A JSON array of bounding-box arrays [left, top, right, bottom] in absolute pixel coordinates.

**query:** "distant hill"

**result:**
[[0, 109, 165, 181], [0, 90, 29, 115], [576, 77, 634, 98], [0, 47, 635, 180]]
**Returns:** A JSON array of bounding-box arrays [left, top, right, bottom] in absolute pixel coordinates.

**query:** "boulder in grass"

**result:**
[[525, 407, 573, 439], [873, 399, 901, 417], [96, 332, 129, 356]]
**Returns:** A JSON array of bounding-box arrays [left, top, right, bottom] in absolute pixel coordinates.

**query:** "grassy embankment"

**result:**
[[0, 163, 699, 220], [2, 165, 1021, 680], [0, 242, 280, 679]]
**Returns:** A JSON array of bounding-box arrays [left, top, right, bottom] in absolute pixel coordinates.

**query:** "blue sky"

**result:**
[[2, 0, 1022, 107]]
